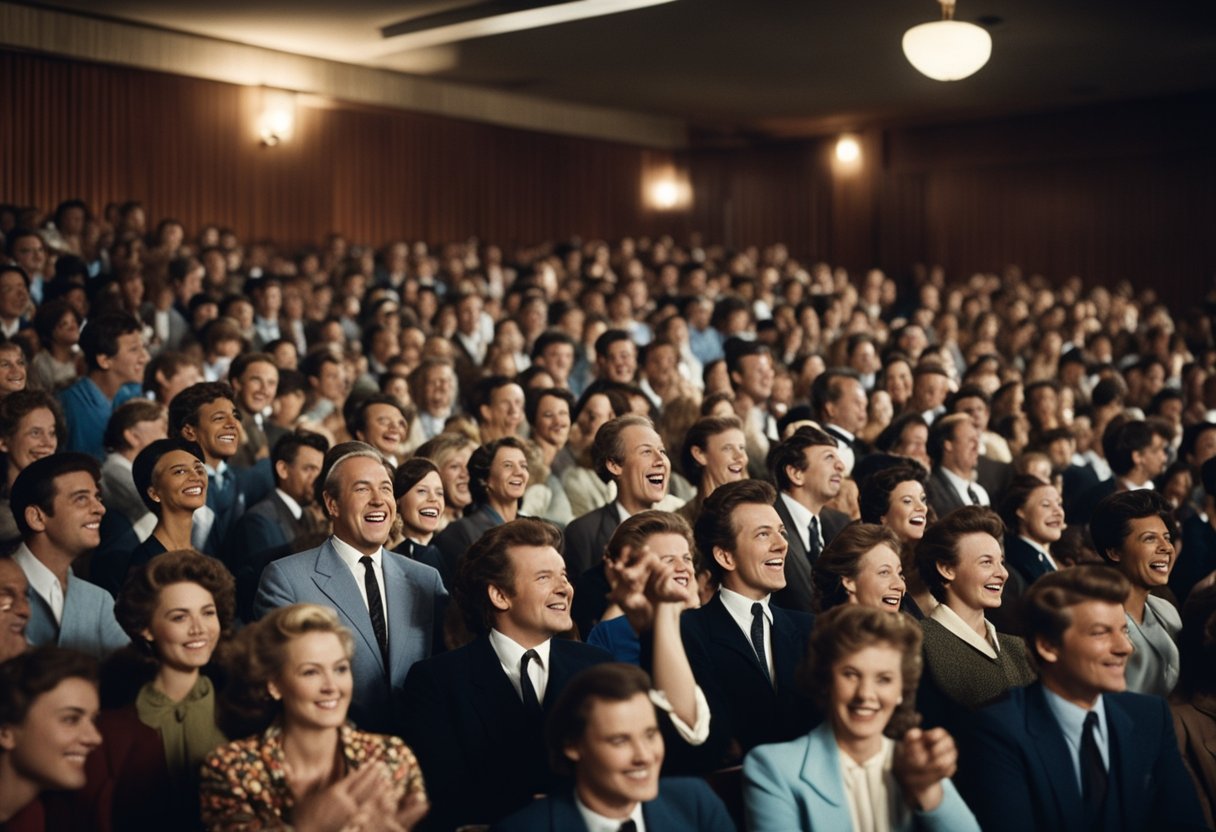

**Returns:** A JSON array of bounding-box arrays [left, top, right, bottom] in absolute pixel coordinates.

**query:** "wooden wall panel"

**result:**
[[0, 50, 682, 249]]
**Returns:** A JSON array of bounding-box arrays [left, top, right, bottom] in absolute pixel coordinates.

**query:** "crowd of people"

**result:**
[[0, 196, 1215, 831]]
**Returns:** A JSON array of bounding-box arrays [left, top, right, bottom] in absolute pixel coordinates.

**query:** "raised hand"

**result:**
[[893, 726, 958, 812]]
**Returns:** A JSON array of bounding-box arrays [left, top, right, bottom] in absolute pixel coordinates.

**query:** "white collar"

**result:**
[[719, 586, 772, 626], [1120, 477, 1155, 492], [837, 736, 894, 775], [780, 491, 816, 528], [1018, 535, 1059, 570], [938, 465, 973, 492], [930, 602, 1000, 659], [329, 534, 383, 571], [574, 791, 646, 832], [275, 488, 303, 520], [13, 543, 64, 607], [825, 423, 855, 442], [488, 628, 552, 674]]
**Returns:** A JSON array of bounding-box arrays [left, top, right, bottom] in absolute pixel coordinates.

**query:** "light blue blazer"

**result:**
[[252, 537, 448, 734], [25, 571, 129, 659], [743, 721, 980, 832]]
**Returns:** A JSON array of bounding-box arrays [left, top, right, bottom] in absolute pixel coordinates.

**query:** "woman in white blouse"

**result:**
[[743, 605, 979, 832]]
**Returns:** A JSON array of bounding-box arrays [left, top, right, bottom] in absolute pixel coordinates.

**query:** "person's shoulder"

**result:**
[[386, 548, 444, 583], [1105, 689, 1172, 720], [552, 636, 613, 664], [655, 775, 724, 806], [743, 732, 810, 769]]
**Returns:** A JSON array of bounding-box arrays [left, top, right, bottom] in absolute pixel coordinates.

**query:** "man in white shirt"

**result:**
[[408, 357, 457, 446], [254, 441, 447, 733], [402, 517, 707, 831], [13, 453, 128, 659], [812, 368, 870, 475], [228, 352, 286, 469], [926, 414, 990, 518], [725, 339, 779, 478]]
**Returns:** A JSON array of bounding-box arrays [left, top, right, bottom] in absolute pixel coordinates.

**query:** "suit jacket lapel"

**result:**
[[802, 722, 847, 808], [1026, 684, 1085, 826], [311, 541, 381, 666], [1104, 695, 1138, 827], [469, 635, 530, 737], [706, 595, 771, 683], [770, 608, 804, 692], [774, 497, 810, 566], [550, 792, 591, 831]]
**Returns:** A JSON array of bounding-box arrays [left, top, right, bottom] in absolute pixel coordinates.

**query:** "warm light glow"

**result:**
[[258, 88, 297, 146], [902, 19, 991, 80], [651, 180, 680, 209], [835, 136, 861, 163]]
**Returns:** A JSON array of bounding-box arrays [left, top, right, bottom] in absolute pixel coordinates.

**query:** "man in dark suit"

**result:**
[[948, 385, 1013, 505], [228, 352, 288, 469], [810, 368, 870, 475], [925, 413, 988, 519], [254, 441, 447, 734], [1067, 419, 1169, 526], [168, 382, 274, 561], [678, 479, 818, 772], [492, 663, 734, 832], [567, 414, 671, 634], [402, 517, 706, 831], [767, 425, 851, 613], [955, 565, 1206, 832], [231, 430, 329, 620]]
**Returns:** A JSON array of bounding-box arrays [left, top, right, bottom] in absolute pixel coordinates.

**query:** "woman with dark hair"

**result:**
[[1091, 489, 1182, 696], [997, 474, 1066, 587], [414, 431, 476, 532], [433, 436, 530, 585], [879, 353, 915, 414], [858, 461, 933, 617], [677, 414, 747, 526], [29, 299, 81, 393], [392, 457, 446, 577], [743, 605, 978, 831], [812, 523, 906, 614], [874, 412, 931, 471], [0, 647, 101, 829], [1172, 585, 1216, 826], [0, 389, 64, 545], [914, 506, 1034, 730], [83, 550, 234, 829], [201, 604, 427, 831], [127, 438, 208, 574]]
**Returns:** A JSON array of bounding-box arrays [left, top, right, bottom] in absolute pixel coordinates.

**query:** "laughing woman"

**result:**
[[127, 439, 209, 575], [997, 474, 1066, 587], [743, 605, 979, 832], [200, 604, 428, 832], [858, 462, 933, 617], [913, 506, 1034, 732], [1091, 490, 1182, 697], [392, 457, 446, 579], [676, 415, 748, 526], [812, 524, 907, 614]]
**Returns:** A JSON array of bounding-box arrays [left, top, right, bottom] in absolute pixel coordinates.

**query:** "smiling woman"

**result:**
[[0, 389, 65, 546]]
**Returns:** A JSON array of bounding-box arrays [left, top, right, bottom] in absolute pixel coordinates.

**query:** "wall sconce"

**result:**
[[258, 88, 297, 146], [645, 175, 691, 211], [835, 136, 861, 164]]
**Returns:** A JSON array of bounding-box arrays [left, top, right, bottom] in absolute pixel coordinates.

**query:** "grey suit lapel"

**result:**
[[311, 540, 382, 667], [381, 553, 419, 680]]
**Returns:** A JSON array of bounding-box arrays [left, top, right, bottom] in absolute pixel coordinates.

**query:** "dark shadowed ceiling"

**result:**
[[33, 0, 1216, 137]]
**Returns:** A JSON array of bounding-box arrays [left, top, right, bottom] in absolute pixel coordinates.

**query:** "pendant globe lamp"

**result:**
[[902, 0, 992, 81]]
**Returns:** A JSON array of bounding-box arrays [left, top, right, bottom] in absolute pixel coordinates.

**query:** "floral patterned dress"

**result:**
[[199, 722, 425, 831]]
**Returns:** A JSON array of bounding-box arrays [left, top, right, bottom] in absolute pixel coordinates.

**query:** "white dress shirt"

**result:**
[[719, 587, 774, 680], [14, 543, 64, 624], [839, 738, 904, 832], [780, 492, 820, 555], [930, 602, 1000, 660], [489, 628, 553, 703], [824, 424, 857, 476], [939, 466, 989, 507], [276, 488, 303, 520], [330, 535, 389, 628], [576, 793, 646, 832]]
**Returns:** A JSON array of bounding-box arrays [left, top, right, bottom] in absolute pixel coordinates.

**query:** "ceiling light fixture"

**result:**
[[902, 0, 991, 81]]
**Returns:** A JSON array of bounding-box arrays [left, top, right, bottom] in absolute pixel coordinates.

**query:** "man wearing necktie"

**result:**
[[254, 442, 448, 734], [493, 664, 735, 832], [228, 352, 287, 469], [955, 566, 1206, 832], [925, 414, 990, 520]]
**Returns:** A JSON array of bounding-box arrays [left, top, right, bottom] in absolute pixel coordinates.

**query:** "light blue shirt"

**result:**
[[1042, 687, 1109, 793]]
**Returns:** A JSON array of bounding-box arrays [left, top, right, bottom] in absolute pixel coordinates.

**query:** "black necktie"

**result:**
[[520, 649, 542, 716], [618, 821, 637, 832], [750, 602, 772, 684], [359, 556, 390, 670], [966, 484, 981, 506], [1081, 711, 1107, 826], [807, 515, 822, 562]]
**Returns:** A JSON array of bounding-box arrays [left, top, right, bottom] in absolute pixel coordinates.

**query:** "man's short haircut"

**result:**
[[525, 387, 576, 428], [454, 517, 564, 637], [408, 357, 455, 406], [810, 368, 863, 420], [79, 312, 142, 370], [531, 329, 577, 361], [572, 385, 630, 425], [168, 382, 236, 437], [1102, 419, 1155, 477], [271, 430, 330, 472], [948, 384, 990, 411], [344, 392, 412, 440], [723, 338, 770, 380], [1180, 422, 1216, 464], [766, 424, 838, 492], [914, 506, 1005, 603], [11, 452, 101, 539], [1090, 489, 1175, 564], [679, 415, 744, 483], [593, 329, 632, 359], [694, 479, 778, 583], [926, 413, 970, 466], [275, 369, 307, 398], [471, 375, 519, 423], [229, 352, 278, 383], [314, 440, 391, 516], [467, 436, 529, 505], [299, 347, 341, 382], [913, 363, 950, 380], [0, 646, 97, 727], [143, 351, 196, 398], [1090, 377, 1126, 409], [1020, 565, 1131, 665], [546, 663, 654, 778], [874, 412, 929, 455], [591, 414, 655, 484], [103, 399, 164, 453]]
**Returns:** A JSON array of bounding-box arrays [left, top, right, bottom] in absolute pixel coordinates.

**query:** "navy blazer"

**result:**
[[772, 496, 850, 614], [205, 459, 274, 564], [253, 537, 447, 734], [676, 593, 818, 772], [956, 682, 1207, 832], [491, 778, 736, 832], [232, 491, 315, 621], [432, 505, 502, 585], [402, 634, 613, 831], [1004, 534, 1057, 586], [563, 501, 621, 578], [925, 466, 969, 520]]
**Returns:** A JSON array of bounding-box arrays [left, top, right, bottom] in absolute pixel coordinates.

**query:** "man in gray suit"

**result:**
[[925, 413, 989, 519], [12, 453, 128, 659], [767, 425, 851, 613], [254, 441, 447, 733]]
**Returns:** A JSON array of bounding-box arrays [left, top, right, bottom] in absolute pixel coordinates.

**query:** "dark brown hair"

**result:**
[[115, 549, 236, 647], [605, 509, 696, 567], [679, 415, 744, 484], [454, 518, 564, 637], [812, 523, 903, 613], [914, 506, 1006, 603], [694, 479, 778, 583], [546, 663, 655, 777], [1020, 565, 1131, 666], [0, 646, 97, 727]]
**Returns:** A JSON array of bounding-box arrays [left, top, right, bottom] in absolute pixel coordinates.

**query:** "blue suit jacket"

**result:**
[[402, 634, 613, 831], [956, 682, 1208, 832], [674, 593, 818, 773], [205, 459, 274, 563], [743, 721, 979, 832], [491, 778, 736, 832], [1004, 535, 1057, 586], [252, 537, 447, 734], [25, 570, 129, 659]]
